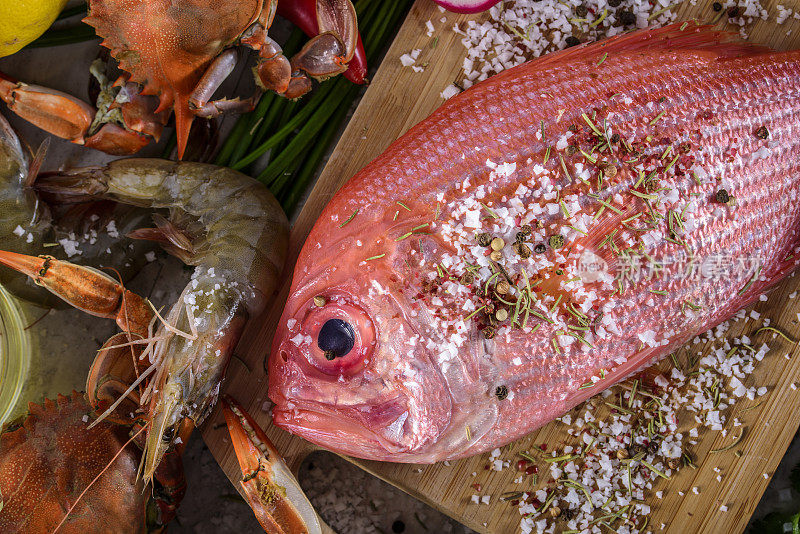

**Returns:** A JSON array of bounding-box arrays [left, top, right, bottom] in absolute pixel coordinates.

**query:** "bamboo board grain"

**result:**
[[202, 2, 800, 533]]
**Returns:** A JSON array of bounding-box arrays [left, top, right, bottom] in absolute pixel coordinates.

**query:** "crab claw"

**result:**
[[0, 250, 151, 337], [0, 70, 154, 156], [221, 395, 322, 534]]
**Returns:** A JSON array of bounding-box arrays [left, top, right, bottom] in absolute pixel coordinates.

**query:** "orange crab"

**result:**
[[0, 0, 361, 158], [0, 392, 186, 533], [0, 253, 321, 533]]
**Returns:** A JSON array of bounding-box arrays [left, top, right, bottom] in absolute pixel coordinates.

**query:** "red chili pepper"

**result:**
[[277, 0, 368, 85]]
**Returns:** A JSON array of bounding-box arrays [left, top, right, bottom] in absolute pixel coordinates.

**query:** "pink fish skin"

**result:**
[[269, 22, 800, 463]]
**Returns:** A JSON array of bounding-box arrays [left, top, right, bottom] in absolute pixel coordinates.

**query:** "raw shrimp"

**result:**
[[34, 158, 289, 482]]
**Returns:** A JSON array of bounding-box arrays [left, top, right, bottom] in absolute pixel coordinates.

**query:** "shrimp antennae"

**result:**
[[51, 422, 147, 534]]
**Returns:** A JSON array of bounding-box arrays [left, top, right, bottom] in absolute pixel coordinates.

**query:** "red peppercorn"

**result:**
[[472, 483, 482, 491], [516, 459, 529, 471], [526, 465, 537, 475]]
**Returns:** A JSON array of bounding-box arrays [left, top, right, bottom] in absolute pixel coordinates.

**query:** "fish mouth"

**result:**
[[271, 395, 415, 461]]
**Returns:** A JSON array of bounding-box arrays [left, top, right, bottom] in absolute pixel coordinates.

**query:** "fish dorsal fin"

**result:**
[[517, 21, 773, 73]]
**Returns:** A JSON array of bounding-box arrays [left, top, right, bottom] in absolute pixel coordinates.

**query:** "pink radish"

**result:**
[[432, 0, 500, 13]]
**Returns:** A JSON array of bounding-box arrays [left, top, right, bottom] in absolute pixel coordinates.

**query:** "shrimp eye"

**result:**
[[318, 319, 355, 359], [161, 425, 175, 442]]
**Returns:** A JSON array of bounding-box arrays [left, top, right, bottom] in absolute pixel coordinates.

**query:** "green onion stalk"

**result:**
[[216, 0, 414, 212]]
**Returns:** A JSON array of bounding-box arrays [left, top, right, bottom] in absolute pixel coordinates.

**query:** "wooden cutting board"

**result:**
[[202, 2, 800, 532]]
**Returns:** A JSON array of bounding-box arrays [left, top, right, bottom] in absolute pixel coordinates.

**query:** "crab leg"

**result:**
[[0, 250, 152, 337], [245, 0, 359, 100], [189, 49, 264, 119], [221, 395, 322, 534]]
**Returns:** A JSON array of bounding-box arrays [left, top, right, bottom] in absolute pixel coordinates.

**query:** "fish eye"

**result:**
[[296, 294, 376, 375], [318, 319, 356, 359]]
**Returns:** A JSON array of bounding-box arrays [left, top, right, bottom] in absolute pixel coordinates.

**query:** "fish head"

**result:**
[[269, 207, 458, 461]]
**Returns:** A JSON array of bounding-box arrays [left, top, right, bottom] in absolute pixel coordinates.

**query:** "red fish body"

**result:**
[[269, 23, 800, 462]]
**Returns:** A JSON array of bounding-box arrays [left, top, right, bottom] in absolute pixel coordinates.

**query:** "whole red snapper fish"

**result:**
[[269, 23, 800, 462]]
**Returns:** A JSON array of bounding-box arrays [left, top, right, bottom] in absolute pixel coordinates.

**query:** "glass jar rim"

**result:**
[[0, 284, 31, 427]]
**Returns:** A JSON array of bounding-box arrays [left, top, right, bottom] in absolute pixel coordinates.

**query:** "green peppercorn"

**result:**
[[549, 235, 565, 249]]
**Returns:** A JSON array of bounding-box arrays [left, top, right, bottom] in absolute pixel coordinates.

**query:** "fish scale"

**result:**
[[270, 23, 800, 462]]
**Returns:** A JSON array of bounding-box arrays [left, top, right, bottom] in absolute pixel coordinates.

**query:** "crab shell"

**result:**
[[84, 0, 275, 157], [0, 392, 148, 534]]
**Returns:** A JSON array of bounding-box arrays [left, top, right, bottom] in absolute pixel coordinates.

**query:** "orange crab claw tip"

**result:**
[[221, 395, 322, 534], [0, 250, 46, 279], [221, 396, 263, 476]]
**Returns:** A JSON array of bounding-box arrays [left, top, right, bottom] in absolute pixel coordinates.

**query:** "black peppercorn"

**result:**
[[495, 385, 509, 400], [477, 232, 492, 246], [534, 242, 547, 254], [716, 189, 731, 203], [755, 125, 769, 139], [712, 1, 722, 10], [575, 5, 589, 17], [619, 10, 636, 25], [728, 6, 739, 17], [565, 35, 581, 48]]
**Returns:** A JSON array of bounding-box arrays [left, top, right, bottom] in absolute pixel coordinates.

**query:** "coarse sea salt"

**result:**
[[500, 317, 781, 534]]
